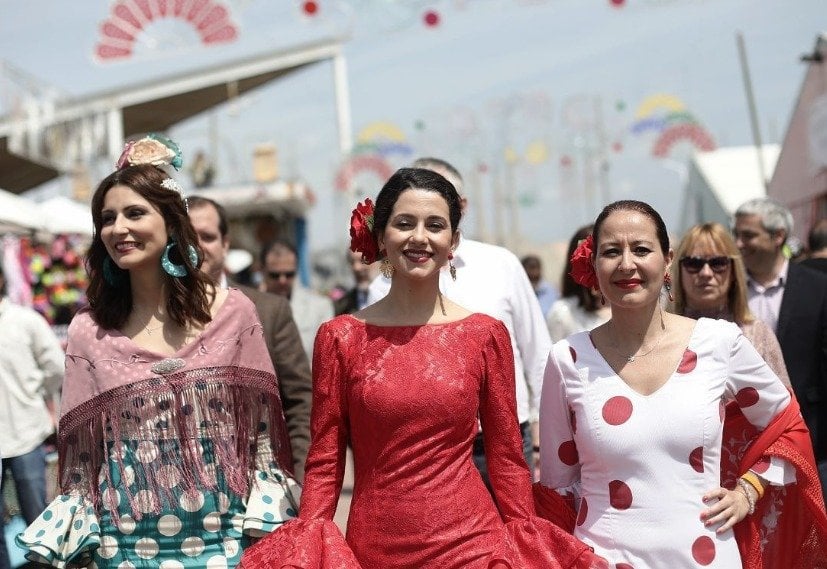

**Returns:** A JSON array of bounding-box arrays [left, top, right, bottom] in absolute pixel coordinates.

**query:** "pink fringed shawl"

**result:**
[[57, 289, 293, 521]]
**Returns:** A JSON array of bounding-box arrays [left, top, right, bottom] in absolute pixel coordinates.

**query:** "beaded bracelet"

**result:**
[[736, 478, 756, 515], [741, 471, 766, 499]]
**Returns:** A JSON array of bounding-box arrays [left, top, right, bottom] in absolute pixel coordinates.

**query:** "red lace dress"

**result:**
[[241, 313, 601, 569]]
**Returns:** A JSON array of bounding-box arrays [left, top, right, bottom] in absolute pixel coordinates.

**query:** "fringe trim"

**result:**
[[57, 365, 293, 523]]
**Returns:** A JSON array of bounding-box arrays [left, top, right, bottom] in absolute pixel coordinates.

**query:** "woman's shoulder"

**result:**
[[67, 306, 100, 338], [694, 316, 741, 338]]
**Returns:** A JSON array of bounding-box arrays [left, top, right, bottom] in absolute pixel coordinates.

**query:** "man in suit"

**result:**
[[734, 198, 827, 494], [188, 196, 313, 480], [334, 249, 378, 316], [260, 240, 334, 362]]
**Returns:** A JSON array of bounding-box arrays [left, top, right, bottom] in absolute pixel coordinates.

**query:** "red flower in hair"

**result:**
[[569, 234, 600, 290], [349, 198, 380, 264]]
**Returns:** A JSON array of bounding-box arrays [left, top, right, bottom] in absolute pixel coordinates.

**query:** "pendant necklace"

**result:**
[[609, 321, 666, 363]]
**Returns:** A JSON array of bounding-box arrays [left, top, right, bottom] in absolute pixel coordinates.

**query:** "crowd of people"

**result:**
[[2, 134, 827, 568]]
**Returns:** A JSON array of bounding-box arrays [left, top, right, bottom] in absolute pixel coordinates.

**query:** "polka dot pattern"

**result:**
[[751, 456, 771, 474], [691, 535, 716, 565], [689, 447, 704, 473], [616, 564, 635, 569], [608, 480, 633, 510], [735, 387, 759, 408], [677, 349, 697, 373], [602, 396, 633, 426], [18, 438, 299, 567], [558, 440, 579, 465]]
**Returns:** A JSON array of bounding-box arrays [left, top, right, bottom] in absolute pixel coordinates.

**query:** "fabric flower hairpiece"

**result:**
[[569, 234, 600, 290], [116, 133, 188, 208], [116, 133, 183, 171], [349, 198, 381, 264]]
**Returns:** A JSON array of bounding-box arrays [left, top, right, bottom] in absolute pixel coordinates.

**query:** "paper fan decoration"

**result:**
[[94, 0, 239, 61]]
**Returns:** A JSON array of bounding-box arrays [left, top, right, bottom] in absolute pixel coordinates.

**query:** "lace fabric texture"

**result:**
[[242, 313, 601, 569]]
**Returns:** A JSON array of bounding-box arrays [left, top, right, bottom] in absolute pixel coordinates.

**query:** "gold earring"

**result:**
[[448, 252, 456, 281], [380, 258, 395, 279]]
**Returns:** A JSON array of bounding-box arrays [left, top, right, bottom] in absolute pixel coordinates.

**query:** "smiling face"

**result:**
[[377, 188, 459, 281], [594, 209, 672, 308], [733, 213, 784, 274], [100, 184, 168, 273], [680, 235, 732, 312]]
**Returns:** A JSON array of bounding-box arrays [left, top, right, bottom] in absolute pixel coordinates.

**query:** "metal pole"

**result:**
[[332, 51, 353, 156], [736, 31, 769, 190]]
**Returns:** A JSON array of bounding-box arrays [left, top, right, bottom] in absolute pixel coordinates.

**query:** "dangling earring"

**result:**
[[448, 251, 457, 281], [380, 258, 395, 279], [161, 242, 199, 278], [600, 293, 606, 306], [664, 272, 674, 302], [103, 256, 125, 287]]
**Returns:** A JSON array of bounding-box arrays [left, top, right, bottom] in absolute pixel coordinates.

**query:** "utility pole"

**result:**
[[736, 31, 769, 190]]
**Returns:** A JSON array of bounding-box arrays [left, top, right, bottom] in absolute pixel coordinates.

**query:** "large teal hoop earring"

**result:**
[[103, 256, 126, 287], [161, 242, 199, 278]]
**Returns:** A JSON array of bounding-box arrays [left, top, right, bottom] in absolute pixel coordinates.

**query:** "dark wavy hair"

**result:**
[[86, 164, 212, 330], [373, 168, 462, 239], [592, 199, 670, 255]]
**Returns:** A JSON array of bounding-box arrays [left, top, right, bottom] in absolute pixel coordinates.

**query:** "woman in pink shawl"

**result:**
[[17, 135, 299, 568]]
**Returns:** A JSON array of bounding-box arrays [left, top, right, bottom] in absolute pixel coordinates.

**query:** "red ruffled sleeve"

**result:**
[[480, 321, 604, 569], [241, 322, 361, 568], [241, 519, 360, 569]]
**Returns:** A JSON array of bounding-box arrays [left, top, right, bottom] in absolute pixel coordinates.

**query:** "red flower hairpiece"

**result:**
[[349, 198, 380, 264], [569, 234, 600, 290]]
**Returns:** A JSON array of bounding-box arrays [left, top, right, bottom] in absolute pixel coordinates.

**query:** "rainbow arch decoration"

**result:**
[[94, 0, 239, 61], [354, 121, 413, 158], [631, 93, 716, 157], [334, 154, 395, 193], [651, 123, 716, 157]]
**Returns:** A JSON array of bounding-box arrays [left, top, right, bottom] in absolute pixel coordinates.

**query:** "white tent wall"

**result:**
[[678, 145, 779, 236]]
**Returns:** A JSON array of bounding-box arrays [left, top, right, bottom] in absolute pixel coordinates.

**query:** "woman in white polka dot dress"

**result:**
[[16, 136, 299, 568], [536, 200, 821, 567]]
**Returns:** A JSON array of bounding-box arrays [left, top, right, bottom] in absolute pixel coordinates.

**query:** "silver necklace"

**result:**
[[144, 322, 164, 336], [608, 323, 666, 363]]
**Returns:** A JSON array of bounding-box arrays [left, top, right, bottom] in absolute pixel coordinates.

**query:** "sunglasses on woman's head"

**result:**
[[679, 256, 731, 273]]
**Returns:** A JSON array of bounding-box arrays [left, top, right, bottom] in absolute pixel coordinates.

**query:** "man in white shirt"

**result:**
[[0, 264, 64, 569], [733, 198, 827, 496], [367, 157, 551, 484]]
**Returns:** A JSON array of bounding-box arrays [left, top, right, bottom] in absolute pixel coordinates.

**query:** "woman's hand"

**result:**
[[700, 485, 754, 533]]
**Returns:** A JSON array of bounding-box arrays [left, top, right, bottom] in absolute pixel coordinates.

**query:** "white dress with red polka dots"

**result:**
[[539, 318, 791, 568]]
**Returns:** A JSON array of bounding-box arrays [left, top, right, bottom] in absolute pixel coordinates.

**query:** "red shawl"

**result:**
[[723, 394, 827, 569]]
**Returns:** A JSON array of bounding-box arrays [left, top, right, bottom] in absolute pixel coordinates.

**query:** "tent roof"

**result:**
[[0, 187, 42, 232], [38, 196, 93, 235], [690, 144, 780, 215], [0, 37, 346, 194]]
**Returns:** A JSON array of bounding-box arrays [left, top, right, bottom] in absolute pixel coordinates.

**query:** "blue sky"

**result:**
[[1, 0, 823, 250]]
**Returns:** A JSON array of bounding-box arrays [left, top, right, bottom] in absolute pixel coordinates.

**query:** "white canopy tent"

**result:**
[[37, 196, 93, 236], [0, 187, 42, 233], [678, 144, 780, 235]]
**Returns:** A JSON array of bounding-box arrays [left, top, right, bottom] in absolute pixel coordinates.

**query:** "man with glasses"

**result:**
[[733, 198, 827, 495], [261, 240, 334, 364]]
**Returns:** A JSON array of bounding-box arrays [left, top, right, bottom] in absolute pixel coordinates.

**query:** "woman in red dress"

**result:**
[[241, 168, 602, 568]]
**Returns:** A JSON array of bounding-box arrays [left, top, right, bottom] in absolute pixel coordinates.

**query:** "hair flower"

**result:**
[[116, 133, 183, 171], [349, 198, 380, 264], [569, 234, 600, 290]]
